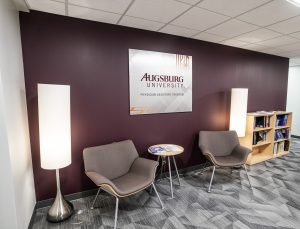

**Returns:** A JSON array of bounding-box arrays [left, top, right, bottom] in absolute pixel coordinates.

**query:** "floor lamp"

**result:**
[[229, 88, 248, 137], [38, 83, 74, 222]]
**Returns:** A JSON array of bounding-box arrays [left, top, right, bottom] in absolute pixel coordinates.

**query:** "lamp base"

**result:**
[[47, 188, 74, 222]]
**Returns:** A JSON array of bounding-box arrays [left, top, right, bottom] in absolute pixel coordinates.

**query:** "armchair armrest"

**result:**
[[86, 171, 116, 189], [199, 145, 218, 165], [199, 145, 213, 157], [231, 145, 252, 163], [129, 157, 159, 182]]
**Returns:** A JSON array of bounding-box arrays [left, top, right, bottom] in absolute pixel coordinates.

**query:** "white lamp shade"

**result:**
[[38, 84, 71, 170], [229, 88, 248, 137]]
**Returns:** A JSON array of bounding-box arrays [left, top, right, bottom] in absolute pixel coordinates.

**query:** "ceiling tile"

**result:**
[[69, 5, 121, 24], [197, 0, 270, 17], [171, 7, 229, 31], [176, 0, 199, 5], [260, 47, 286, 55], [68, 0, 132, 14], [160, 25, 199, 37], [27, 0, 65, 15], [119, 16, 164, 31], [126, 0, 190, 23], [278, 42, 300, 52], [192, 32, 227, 42], [267, 16, 300, 34], [277, 49, 300, 58], [242, 43, 269, 51], [206, 19, 258, 38], [221, 39, 249, 47], [238, 0, 300, 26], [257, 35, 299, 47], [235, 28, 281, 43], [290, 31, 300, 39]]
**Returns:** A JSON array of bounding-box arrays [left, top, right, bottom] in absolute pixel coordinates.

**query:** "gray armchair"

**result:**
[[199, 131, 253, 193], [83, 140, 164, 229]]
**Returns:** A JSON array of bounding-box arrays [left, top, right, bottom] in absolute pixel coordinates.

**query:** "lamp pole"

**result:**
[[47, 169, 73, 222]]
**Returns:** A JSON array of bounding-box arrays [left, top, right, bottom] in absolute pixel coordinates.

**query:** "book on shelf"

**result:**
[[274, 129, 290, 141], [254, 116, 265, 128], [278, 142, 284, 153], [266, 116, 271, 128], [284, 141, 290, 151], [273, 142, 285, 155], [253, 131, 267, 145], [274, 141, 286, 155], [273, 143, 278, 155], [253, 116, 271, 129], [276, 114, 288, 127], [275, 130, 283, 141]]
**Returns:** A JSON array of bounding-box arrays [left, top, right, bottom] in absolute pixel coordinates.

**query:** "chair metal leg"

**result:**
[[151, 183, 164, 209], [208, 166, 215, 193], [114, 197, 119, 229], [243, 164, 253, 190], [91, 187, 101, 209], [168, 156, 174, 198], [172, 156, 181, 186]]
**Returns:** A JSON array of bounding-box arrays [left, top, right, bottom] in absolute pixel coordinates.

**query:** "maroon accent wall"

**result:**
[[20, 11, 289, 201]]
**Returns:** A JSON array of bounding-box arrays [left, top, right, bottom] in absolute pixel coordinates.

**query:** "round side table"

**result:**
[[148, 144, 184, 199]]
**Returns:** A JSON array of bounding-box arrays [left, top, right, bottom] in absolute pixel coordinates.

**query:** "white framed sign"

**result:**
[[129, 49, 192, 115]]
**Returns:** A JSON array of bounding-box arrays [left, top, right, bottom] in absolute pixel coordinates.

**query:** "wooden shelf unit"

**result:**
[[253, 127, 273, 132], [239, 112, 292, 165]]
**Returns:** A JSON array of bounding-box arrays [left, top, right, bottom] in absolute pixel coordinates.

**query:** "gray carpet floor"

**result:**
[[30, 138, 300, 229]]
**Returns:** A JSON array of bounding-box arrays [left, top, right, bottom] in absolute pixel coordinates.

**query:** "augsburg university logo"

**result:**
[[140, 73, 184, 88]]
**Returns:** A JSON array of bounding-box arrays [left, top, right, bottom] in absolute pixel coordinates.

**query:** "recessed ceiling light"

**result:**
[[287, 0, 300, 7]]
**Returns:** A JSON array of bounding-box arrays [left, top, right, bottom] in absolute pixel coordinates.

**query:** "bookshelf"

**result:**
[[239, 112, 292, 165]]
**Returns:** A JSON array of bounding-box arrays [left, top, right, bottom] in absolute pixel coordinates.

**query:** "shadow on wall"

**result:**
[[194, 90, 231, 129]]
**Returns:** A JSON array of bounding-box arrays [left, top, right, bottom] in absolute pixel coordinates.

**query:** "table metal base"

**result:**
[[154, 155, 181, 198]]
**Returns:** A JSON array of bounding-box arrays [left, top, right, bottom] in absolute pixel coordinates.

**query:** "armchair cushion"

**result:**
[[108, 158, 158, 197], [213, 155, 246, 167]]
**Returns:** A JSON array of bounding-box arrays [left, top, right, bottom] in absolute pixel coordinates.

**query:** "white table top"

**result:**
[[148, 144, 184, 156]]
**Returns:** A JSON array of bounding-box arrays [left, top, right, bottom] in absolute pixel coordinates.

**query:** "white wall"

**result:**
[[0, 0, 36, 228], [287, 66, 300, 136]]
